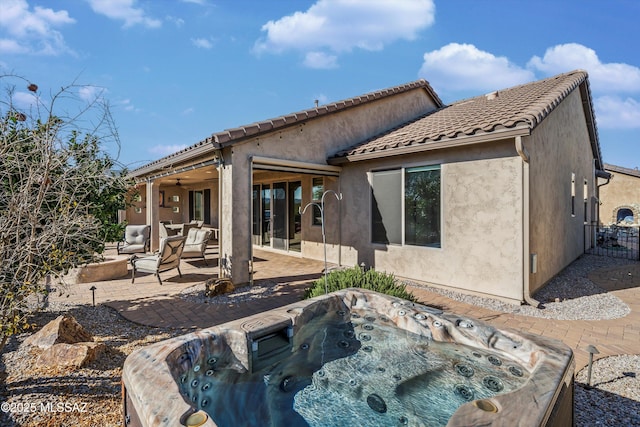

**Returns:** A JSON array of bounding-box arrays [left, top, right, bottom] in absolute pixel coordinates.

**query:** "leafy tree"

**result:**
[[0, 76, 131, 352]]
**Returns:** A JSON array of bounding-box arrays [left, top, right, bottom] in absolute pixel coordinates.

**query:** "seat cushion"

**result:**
[[126, 225, 150, 245], [119, 244, 146, 254], [132, 255, 160, 272], [185, 228, 210, 245]]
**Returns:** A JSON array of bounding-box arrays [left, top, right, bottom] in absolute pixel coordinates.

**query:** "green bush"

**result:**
[[303, 266, 416, 301]]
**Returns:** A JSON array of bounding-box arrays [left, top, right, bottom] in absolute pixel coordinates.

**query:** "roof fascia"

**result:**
[[214, 83, 444, 149], [578, 80, 603, 171], [128, 144, 218, 179], [328, 126, 530, 165]]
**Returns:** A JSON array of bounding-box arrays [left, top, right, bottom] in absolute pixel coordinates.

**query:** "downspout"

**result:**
[[217, 150, 224, 279], [338, 176, 342, 267], [249, 159, 254, 286], [515, 136, 540, 308], [595, 168, 611, 220]]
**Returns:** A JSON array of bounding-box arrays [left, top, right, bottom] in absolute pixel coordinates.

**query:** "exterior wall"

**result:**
[[219, 88, 439, 284], [527, 89, 596, 294], [599, 170, 640, 225], [124, 184, 216, 226], [338, 140, 525, 302]]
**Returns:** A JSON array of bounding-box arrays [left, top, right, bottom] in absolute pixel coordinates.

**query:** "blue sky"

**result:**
[[1, 0, 639, 170]]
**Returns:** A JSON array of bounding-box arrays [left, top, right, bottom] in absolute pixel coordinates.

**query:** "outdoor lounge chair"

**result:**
[[130, 235, 186, 285], [117, 225, 151, 255], [181, 228, 212, 265]]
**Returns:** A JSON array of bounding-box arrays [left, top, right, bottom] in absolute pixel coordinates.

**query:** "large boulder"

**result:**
[[23, 314, 106, 368], [23, 314, 93, 349], [36, 342, 106, 368]]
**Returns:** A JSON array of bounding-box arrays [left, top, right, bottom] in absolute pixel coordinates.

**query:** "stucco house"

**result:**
[[125, 69, 605, 305], [598, 163, 640, 225]]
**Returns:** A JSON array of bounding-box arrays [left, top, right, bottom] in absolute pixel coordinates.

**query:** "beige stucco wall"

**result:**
[[221, 88, 440, 284], [338, 140, 524, 302], [599, 171, 640, 225], [526, 89, 597, 294]]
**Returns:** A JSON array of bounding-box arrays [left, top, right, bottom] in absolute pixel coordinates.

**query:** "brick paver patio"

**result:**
[[50, 246, 640, 370]]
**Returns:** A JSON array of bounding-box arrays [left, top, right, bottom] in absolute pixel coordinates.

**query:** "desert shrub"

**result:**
[[303, 266, 416, 301], [0, 76, 131, 351]]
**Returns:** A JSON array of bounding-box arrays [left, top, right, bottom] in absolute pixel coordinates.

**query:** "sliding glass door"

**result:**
[[252, 181, 301, 252]]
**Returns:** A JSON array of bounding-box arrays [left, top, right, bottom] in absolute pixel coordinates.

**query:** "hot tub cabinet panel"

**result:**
[[122, 289, 574, 427]]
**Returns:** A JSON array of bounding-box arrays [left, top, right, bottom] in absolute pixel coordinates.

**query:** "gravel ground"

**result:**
[[575, 356, 640, 426], [406, 254, 634, 320], [179, 280, 281, 305], [0, 302, 182, 427], [0, 254, 638, 426]]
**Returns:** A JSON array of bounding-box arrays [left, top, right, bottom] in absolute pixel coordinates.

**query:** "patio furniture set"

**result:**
[[117, 222, 216, 285]]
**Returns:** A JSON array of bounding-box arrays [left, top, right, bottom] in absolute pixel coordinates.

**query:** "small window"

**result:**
[[312, 177, 324, 225]]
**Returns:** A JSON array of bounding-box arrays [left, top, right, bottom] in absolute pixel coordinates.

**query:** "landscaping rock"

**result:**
[[23, 314, 94, 349], [36, 342, 106, 368], [205, 278, 235, 297]]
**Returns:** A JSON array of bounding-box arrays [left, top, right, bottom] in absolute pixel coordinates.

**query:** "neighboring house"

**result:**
[[598, 163, 640, 225], [126, 70, 605, 305]]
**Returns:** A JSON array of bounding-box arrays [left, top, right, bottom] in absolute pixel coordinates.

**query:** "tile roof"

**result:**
[[129, 79, 442, 177], [604, 163, 640, 178], [329, 70, 601, 166]]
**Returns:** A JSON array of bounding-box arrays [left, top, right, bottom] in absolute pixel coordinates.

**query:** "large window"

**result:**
[[371, 165, 441, 247]]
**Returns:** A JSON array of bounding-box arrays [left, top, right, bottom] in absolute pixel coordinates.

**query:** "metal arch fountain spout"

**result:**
[[299, 190, 343, 295]]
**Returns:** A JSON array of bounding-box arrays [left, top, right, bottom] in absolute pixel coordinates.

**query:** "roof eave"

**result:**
[[127, 143, 218, 179], [328, 127, 531, 165], [578, 79, 603, 170]]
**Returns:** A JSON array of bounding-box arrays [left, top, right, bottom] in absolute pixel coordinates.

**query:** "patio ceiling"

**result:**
[[150, 165, 219, 187]]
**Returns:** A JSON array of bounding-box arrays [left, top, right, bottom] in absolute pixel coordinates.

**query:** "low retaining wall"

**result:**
[[65, 256, 129, 284]]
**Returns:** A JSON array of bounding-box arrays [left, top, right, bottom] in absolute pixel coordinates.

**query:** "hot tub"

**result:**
[[122, 289, 574, 426]]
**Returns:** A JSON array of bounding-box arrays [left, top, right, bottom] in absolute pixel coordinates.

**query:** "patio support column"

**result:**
[[146, 179, 161, 251], [218, 151, 251, 285]]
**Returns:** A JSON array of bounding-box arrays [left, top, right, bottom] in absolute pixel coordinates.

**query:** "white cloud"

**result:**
[[528, 43, 640, 93], [87, 0, 161, 29], [149, 144, 188, 156], [303, 51, 338, 69], [191, 37, 213, 49], [594, 95, 640, 129], [254, 0, 435, 68], [0, 38, 26, 54], [12, 91, 37, 109], [0, 0, 75, 55], [419, 43, 535, 92], [166, 16, 185, 28], [78, 85, 106, 102], [182, 107, 195, 115], [117, 98, 139, 112]]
